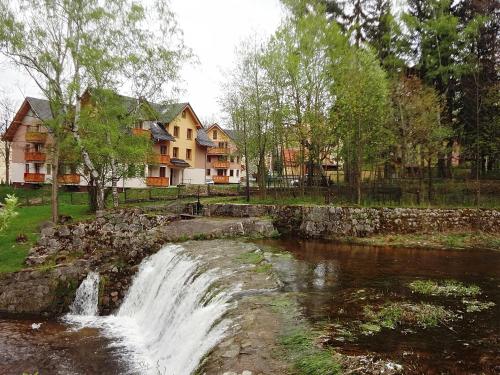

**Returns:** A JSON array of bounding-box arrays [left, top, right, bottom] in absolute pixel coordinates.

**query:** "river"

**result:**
[[1, 240, 499, 374]]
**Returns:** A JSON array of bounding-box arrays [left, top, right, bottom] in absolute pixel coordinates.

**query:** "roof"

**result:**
[[170, 158, 191, 168], [150, 122, 175, 142], [26, 97, 53, 121], [2, 97, 53, 141], [206, 123, 237, 141], [196, 129, 216, 147]]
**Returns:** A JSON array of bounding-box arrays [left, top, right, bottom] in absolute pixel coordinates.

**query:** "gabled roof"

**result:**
[[26, 97, 53, 121], [196, 129, 216, 147], [206, 123, 238, 141], [2, 97, 53, 141]]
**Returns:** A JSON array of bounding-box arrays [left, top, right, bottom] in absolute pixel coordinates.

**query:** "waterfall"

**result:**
[[69, 271, 100, 316], [65, 244, 237, 375]]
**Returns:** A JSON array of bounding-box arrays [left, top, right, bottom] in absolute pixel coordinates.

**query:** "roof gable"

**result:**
[[2, 97, 52, 141]]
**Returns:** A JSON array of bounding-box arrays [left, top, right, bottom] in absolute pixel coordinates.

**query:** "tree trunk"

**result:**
[[51, 144, 60, 223], [111, 160, 119, 208], [4, 141, 10, 184], [427, 156, 432, 203]]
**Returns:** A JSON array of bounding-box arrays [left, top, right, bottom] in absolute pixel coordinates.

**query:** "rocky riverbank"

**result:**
[[0, 208, 276, 316]]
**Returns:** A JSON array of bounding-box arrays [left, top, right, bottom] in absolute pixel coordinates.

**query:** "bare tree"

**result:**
[[0, 95, 15, 184]]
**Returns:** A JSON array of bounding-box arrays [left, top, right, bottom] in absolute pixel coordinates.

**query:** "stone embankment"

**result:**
[[0, 208, 275, 316], [187, 203, 500, 237]]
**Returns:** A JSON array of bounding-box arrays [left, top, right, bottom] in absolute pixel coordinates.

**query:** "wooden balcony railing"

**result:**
[[24, 173, 45, 183], [212, 161, 229, 169], [58, 174, 80, 184], [213, 175, 229, 184], [146, 176, 169, 187], [24, 151, 46, 162], [25, 131, 48, 143], [132, 128, 151, 137], [151, 154, 171, 165], [208, 147, 230, 155]]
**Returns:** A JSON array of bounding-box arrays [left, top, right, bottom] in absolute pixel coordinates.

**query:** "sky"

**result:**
[[0, 0, 285, 124]]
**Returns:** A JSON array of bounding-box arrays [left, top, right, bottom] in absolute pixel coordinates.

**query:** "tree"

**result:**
[[0, 95, 14, 184], [0, 0, 189, 215], [332, 47, 392, 204], [0, 194, 18, 232]]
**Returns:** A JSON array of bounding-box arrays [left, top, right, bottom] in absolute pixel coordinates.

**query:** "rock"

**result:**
[[221, 344, 240, 358], [242, 371, 253, 375]]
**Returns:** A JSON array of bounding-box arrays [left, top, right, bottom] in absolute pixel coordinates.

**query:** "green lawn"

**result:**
[[0, 204, 93, 273]]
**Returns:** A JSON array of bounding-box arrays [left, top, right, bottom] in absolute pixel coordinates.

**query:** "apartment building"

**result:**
[[205, 124, 244, 184], [2, 94, 217, 188]]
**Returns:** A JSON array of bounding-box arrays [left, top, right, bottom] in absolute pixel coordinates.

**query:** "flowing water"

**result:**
[[1, 239, 499, 374], [64, 244, 237, 375]]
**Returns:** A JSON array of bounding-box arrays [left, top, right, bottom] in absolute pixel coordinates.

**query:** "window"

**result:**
[[182, 110, 186, 118], [160, 145, 167, 155], [206, 169, 210, 176], [186, 148, 192, 160], [187, 128, 192, 139], [213, 130, 217, 140], [230, 156, 235, 163], [236, 170, 240, 177], [218, 141, 225, 148], [237, 156, 240, 163], [135, 121, 143, 129], [46, 164, 52, 175], [34, 163, 41, 174], [230, 169, 234, 177], [25, 164, 30, 173], [173, 147, 179, 158], [174, 126, 180, 137]]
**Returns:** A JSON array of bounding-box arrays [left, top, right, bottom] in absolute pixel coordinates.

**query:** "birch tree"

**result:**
[[0, 0, 189, 215]]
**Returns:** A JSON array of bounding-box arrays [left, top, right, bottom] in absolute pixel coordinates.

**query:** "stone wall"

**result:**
[[196, 203, 500, 238]]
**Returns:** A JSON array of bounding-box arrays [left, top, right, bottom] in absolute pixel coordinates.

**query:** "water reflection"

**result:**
[[258, 238, 500, 374]]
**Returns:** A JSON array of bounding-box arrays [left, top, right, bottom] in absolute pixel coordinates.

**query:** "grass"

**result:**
[[268, 294, 341, 375], [362, 302, 455, 332], [0, 204, 93, 273], [409, 279, 481, 297], [345, 232, 500, 251], [280, 328, 341, 375]]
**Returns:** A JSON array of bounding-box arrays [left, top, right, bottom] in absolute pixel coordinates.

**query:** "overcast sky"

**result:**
[[0, 0, 284, 124]]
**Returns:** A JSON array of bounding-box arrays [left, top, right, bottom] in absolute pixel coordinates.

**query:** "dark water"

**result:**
[[0, 316, 127, 375], [258, 239, 500, 374]]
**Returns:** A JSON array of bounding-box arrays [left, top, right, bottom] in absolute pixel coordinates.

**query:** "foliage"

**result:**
[[0, 194, 18, 232]]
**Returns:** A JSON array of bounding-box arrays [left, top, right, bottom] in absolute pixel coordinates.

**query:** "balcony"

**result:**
[[212, 160, 230, 169], [132, 128, 151, 137], [24, 173, 45, 183], [151, 154, 171, 165], [58, 174, 80, 185], [146, 176, 169, 187], [213, 175, 229, 184], [208, 147, 229, 155], [25, 131, 48, 143], [25, 151, 46, 162]]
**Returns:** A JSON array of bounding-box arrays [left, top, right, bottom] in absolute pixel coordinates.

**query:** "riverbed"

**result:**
[[1, 240, 499, 374]]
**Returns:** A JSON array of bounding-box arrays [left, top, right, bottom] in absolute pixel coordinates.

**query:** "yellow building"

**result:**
[[205, 124, 244, 184]]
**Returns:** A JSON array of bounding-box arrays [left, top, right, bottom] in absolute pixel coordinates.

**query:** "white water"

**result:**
[[69, 271, 100, 316], [65, 244, 237, 375]]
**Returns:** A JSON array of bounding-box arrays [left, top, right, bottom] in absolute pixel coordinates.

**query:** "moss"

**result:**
[[409, 279, 481, 297], [236, 251, 265, 265], [255, 263, 272, 274]]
